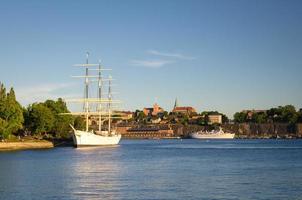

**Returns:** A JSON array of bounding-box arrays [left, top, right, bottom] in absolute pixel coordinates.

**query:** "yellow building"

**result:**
[[208, 114, 222, 124], [143, 103, 164, 116], [119, 111, 133, 120]]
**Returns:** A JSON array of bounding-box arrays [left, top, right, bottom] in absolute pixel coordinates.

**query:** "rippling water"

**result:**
[[1, 139, 302, 200]]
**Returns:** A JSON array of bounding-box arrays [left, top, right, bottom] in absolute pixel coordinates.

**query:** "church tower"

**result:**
[[173, 98, 179, 109]]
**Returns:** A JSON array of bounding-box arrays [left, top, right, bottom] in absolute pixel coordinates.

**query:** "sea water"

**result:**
[[0, 139, 302, 200]]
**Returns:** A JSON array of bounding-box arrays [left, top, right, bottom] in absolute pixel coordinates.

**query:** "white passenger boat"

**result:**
[[190, 128, 235, 139]]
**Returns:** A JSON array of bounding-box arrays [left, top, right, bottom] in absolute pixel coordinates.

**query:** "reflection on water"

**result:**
[[68, 146, 123, 200], [0, 139, 302, 200], [74, 145, 120, 151]]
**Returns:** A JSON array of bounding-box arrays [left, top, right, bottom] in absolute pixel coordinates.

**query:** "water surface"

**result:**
[[0, 139, 302, 200]]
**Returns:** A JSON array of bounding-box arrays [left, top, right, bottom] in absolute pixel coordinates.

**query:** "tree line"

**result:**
[[132, 109, 229, 126], [1, 82, 301, 139], [0, 83, 84, 139], [233, 105, 302, 124]]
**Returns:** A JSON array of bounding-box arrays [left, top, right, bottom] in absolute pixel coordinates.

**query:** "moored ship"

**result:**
[[63, 53, 121, 147], [70, 128, 121, 146], [190, 128, 235, 139]]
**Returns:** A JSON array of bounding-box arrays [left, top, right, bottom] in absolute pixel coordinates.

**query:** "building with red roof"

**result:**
[[171, 98, 196, 115]]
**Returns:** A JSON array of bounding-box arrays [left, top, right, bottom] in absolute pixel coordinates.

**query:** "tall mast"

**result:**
[[108, 75, 112, 134], [98, 60, 102, 132], [66, 54, 120, 134], [84, 52, 89, 132]]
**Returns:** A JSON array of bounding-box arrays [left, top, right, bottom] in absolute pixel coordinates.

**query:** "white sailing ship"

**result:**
[[190, 128, 235, 139], [64, 53, 121, 147]]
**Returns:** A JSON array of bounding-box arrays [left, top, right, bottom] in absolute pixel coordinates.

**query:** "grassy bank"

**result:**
[[0, 139, 54, 151]]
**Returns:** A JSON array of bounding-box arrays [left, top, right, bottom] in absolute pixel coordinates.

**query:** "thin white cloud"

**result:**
[[147, 50, 196, 60], [15, 83, 77, 106], [130, 59, 174, 68], [129, 49, 194, 69]]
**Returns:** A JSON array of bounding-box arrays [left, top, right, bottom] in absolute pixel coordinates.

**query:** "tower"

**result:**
[[174, 98, 179, 109]]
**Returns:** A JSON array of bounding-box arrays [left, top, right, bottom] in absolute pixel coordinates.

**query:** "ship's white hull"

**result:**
[[191, 132, 235, 139], [72, 130, 121, 147]]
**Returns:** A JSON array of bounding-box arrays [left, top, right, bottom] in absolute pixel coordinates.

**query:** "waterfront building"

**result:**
[[172, 106, 196, 115], [208, 114, 222, 124], [89, 111, 133, 125], [117, 125, 174, 139], [172, 98, 196, 115], [119, 111, 133, 120], [143, 103, 164, 116]]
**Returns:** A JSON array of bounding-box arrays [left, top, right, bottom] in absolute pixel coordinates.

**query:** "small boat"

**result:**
[[190, 128, 235, 139]]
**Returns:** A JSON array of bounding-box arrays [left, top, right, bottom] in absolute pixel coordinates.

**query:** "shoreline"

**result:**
[[1, 137, 301, 152], [0, 140, 54, 151]]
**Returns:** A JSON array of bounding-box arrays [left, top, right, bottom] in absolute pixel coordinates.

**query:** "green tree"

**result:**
[[280, 105, 298, 124], [179, 114, 189, 125], [298, 109, 302, 123], [267, 107, 280, 121], [267, 105, 298, 124], [44, 98, 73, 138], [233, 112, 247, 123], [24, 98, 74, 138], [5, 88, 24, 132], [74, 116, 85, 130], [0, 85, 24, 138], [252, 112, 268, 123], [0, 83, 6, 100], [26, 103, 55, 134], [0, 118, 10, 139], [222, 114, 229, 123], [197, 117, 207, 125], [24, 98, 77, 138], [134, 110, 146, 122], [162, 111, 169, 119]]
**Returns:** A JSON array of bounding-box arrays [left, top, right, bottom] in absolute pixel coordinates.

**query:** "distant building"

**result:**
[[119, 111, 133, 120], [143, 103, 164, 116], [208, 114, 222, 124], [172, 98, 196, 115], [172, 106, 196, 115], [89, 111, 133, 125]]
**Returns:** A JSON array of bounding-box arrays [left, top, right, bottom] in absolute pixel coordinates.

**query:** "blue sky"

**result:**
[[0, 0, 301, 117]]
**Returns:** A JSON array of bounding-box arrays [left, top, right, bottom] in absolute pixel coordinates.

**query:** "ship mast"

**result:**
[[84, 52, 89, 132], [62, 53, 122, 134], [108, 75, 112, 135], [98, 60, 102, 132]]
